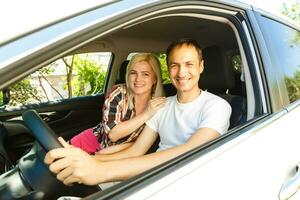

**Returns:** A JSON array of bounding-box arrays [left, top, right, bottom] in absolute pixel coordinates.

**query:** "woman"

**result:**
[[70, 53, 165, 154]]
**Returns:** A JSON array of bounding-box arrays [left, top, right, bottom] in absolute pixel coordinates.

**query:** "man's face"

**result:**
[[168, 45, 204, 94]]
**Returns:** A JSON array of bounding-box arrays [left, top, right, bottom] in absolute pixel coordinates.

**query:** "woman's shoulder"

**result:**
[[107, 84, 127, 96]]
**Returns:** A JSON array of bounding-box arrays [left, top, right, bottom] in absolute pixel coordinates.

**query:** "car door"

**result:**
[[87, 3, 300, 200], [1, 0, 300, 199]]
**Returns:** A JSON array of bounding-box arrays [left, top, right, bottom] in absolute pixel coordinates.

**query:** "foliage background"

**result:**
[[281, 1, 300, 102]]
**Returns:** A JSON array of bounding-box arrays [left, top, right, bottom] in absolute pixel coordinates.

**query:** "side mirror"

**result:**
[[0, 88, 10, 106]]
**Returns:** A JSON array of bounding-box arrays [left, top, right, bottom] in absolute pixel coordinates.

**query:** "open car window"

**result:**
[[0, 52, 112, 108]]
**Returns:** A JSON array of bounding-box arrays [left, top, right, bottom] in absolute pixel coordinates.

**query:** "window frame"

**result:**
[[87, 3, 268, 200]]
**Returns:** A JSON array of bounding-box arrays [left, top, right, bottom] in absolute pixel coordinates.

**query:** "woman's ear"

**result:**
[[152, 75, 157, 85], [152, 80, 157, 94]]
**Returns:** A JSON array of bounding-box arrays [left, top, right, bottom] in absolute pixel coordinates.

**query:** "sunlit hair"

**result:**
[[166, 38, 203, 65], [125, 53, 164, 109]]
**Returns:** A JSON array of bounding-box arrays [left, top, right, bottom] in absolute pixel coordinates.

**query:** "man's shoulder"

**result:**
[[202, 91, 231, 109], [151, 95, 176, 118], [164, 95, 177, 108], [166, 95, 176, 102]]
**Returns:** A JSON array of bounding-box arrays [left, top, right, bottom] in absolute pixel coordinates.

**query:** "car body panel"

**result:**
[[0, 0, 300, 199], [125, 105, 300, 199]]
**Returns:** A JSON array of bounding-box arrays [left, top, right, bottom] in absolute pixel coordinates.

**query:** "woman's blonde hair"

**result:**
[[125, 53, 164, 109]]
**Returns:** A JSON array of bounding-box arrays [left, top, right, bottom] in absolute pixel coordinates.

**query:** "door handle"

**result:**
[[279, 163, 300, 200]]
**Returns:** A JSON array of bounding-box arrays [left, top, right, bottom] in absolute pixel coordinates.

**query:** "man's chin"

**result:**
[[175, 87, 190, 93]]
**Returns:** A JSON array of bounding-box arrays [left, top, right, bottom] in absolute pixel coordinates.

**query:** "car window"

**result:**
[[0, 52, 112, 108], [259, 17, 300, 103]]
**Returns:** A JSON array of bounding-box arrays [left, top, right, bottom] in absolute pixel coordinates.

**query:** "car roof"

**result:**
[[0, 0, 114, 44], [5, 0, 290, 46]]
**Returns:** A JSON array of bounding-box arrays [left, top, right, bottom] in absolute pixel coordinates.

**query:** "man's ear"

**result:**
[[200, 60, 204, 74]]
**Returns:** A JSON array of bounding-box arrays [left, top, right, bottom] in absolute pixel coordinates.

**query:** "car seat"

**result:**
[[201, 45, 247, 129]]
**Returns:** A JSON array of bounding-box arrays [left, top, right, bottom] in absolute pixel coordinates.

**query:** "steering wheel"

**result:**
[[22, 110, 63, 151], [9, 109, 99, 199]]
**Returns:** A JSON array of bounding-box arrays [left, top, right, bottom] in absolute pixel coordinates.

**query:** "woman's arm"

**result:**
[[97, 142, 133, 154], [94, 125, 158, 161], [108, 97, 165, 142]]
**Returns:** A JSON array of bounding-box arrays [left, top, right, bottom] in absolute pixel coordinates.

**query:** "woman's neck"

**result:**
[[134, 93, 151, 114]]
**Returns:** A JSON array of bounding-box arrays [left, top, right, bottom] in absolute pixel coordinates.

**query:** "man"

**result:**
[[45, 39, 231, 186]]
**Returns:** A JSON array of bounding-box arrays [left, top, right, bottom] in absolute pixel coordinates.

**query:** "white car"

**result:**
[[0, 0, 300, 199]]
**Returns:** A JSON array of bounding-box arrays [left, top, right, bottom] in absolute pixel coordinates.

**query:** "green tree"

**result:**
[[282, 1, 300, 22], [70, 54, 107, 96], [9, 79, 42, 106], [62, 56, 75, 98], [282, 1, 300, 44], [282, 0, 300, 102], [0, 92, 3, 105], [285, 69, 300, 102], [4, 65, 58, 106], [231, 54, 242, 72], [157, 54, 171, 84], [2, 53, 107, 108]]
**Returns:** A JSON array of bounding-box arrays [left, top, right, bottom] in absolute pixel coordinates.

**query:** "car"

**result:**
[[1, 0, 300, 199]]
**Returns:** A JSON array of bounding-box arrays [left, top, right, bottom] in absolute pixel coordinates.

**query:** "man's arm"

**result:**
[[102, 127, 220, 181], [45, 127, 220, 186], [94, 125, 158, 161]]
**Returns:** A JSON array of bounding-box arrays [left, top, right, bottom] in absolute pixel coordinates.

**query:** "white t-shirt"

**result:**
[[146, 91, 232, 151]]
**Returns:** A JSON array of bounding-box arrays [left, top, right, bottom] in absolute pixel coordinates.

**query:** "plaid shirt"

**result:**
[[93, 84, 145, 148]]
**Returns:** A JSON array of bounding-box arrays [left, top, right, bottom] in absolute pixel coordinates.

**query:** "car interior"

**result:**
[[0, 10, 261, 199]]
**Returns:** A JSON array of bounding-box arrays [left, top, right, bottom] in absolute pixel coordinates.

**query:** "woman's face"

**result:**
[[128, 60, 156, 96]]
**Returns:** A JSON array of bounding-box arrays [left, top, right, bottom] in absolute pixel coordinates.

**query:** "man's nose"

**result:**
[[178, 65, 187, 77]]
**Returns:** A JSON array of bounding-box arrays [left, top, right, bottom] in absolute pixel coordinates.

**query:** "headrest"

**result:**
[[199, 46, 235, 93], [116, 60, 129, 84]]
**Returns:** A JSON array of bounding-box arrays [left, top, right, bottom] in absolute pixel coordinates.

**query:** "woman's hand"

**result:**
[[108, 97, 166, 142], [144, 97, 166, 119]]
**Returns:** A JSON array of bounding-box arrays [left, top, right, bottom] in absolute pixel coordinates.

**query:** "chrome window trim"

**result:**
[[230, 20, 256, 120], [242, 20, 267, 114], [285, 98, 300, 112]]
